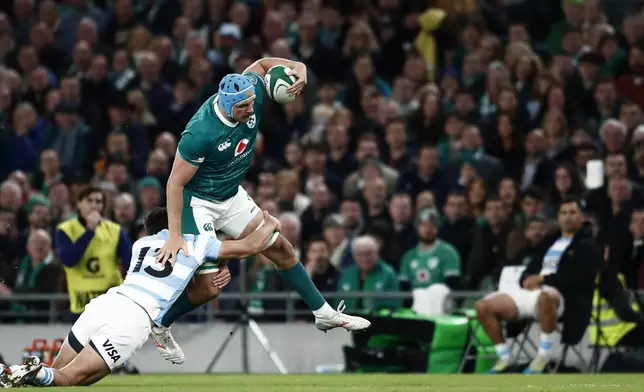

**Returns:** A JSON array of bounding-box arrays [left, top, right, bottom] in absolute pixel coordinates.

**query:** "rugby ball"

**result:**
[[265, 65, 297, 104]]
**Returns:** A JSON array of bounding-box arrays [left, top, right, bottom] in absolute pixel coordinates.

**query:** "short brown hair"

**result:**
[[76, 185, 105, 204]]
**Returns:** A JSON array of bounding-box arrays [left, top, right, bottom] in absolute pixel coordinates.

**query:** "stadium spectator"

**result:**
[[466, 195, 516, 290], [384, 192, 417, 270], [303, 236, 340, 297], [9, 229, 62, 322], [337, 235, 400, 313], [399, 207, 462, 291], [439, 189, 476, 263]]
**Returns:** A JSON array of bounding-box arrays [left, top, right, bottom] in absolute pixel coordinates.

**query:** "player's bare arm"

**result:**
[[217, 211, 281, 260], [156, 152, 199, 264], [244, 57, 307, 95]]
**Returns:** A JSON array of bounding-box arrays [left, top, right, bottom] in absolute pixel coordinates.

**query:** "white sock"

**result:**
[[312, 302, 335, 318], [494, 343, 511, 360], [538, 332, 554, 357], [152, 326, 168, 334], [34, 367, 54, 386]]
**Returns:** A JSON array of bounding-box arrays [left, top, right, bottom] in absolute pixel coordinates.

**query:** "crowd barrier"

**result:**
[[1, 290, 643, 322]]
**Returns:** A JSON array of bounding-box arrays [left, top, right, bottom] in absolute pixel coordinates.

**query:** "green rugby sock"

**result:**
[[277, 262, 326, 310], [161, 290, 197, 327]]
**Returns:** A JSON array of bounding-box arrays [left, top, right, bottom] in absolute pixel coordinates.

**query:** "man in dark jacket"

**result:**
[[476, 197, 599, 374]]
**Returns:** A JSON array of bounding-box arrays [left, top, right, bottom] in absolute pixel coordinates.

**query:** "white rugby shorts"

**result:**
[[187, 185, 260, 274], [68, 293, 151, 370], [487, 285, 565, 319]]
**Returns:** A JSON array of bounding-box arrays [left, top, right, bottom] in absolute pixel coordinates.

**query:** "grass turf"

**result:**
[[44, 374, 644, 391]]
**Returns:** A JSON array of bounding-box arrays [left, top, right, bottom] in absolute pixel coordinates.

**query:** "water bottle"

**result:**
[[315, 364, 345, 374]]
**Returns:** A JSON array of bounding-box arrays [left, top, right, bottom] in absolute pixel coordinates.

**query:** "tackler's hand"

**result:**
[[156, 235, 189, 266], [212, 262, 231, 289]]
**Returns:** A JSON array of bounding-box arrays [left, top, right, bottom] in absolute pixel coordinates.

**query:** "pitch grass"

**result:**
[[45, 373, 644, 391]]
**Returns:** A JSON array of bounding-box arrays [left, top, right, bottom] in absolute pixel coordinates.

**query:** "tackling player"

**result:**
[[0, 208, 280, 388], [151, 57, 370, 363]]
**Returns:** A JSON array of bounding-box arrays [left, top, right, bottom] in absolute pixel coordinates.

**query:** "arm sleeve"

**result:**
[[116, 229, 132, 270], [177, 129, 210, 167], [443, 246, 462, 277], [202, 237, 223, 263], [55, 229, 95, 267], [242, 71, 265, 104]]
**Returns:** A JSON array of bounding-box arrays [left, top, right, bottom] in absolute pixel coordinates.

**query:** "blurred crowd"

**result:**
[[2, 0, 644, 322]]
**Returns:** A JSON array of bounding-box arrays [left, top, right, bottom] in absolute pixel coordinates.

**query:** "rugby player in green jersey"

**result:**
[[151, 57, 370, 363]]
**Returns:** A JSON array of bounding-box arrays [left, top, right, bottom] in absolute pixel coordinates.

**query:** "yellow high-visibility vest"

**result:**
[[588, 274, 640, 347], [58, 218, 123, 314]]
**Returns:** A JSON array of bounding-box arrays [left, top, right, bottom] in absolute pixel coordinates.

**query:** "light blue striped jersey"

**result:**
[[540, 236, 572, 276], [108, 229, 222, 325]]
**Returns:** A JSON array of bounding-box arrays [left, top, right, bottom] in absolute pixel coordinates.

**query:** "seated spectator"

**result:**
[[507, 216, 550, 266], [303, 237, 340, 308], [42, 101, 90, 177], [343, 133, 399, 198], [610, 205, 644, 290], [10, 229, 62, 322], [466, 196, 517, 289], [399, 208, 461, 291], [396, 145, 449, 207], [475, 198, 599, 374], [439, 189, 476, 263], [337, 235, 400, 313], [384, 192, 417, 270]]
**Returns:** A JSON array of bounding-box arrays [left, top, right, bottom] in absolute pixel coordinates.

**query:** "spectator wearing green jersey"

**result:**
[[337, 235, 400, 313], [399, 207, 462, 292]]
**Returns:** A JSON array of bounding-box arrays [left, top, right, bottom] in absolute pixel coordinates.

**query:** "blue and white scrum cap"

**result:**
[[218, 74, 254, 117]]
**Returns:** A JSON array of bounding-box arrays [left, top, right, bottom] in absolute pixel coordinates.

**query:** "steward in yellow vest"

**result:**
[[55, 186, 132, 314], [590, 268, 644, 347]]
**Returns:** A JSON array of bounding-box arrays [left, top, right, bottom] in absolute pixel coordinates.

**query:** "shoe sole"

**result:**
[[315, 324, 371, 333], [0, 357, 41, 388]]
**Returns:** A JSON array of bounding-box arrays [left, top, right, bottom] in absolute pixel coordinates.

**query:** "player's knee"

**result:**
[[475, 299, 492, 318], [536, 291, 558, 312]]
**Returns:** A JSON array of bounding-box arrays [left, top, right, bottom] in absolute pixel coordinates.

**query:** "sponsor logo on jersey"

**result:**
[[218, 140, 231, 151], [235, 139, 249, 157], [428, 257, 438, 269], [416, 268, 430, 282], [102, 339, 122, 363], [192, 157, 205, 164], [203, 222, 214, 232]]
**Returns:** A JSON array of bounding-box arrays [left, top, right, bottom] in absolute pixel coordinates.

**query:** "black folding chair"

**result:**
[[509, 321, 590, 373]]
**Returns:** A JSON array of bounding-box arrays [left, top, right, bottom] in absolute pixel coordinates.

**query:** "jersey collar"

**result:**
[[213, 95, 238, 128]]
